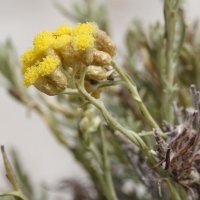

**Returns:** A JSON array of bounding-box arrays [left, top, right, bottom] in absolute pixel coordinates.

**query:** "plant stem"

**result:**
[[111, 60, 166, 138], [162, 0, 181, 124], [77, 82, 149, 153], [92, 164, 115, 200], [1, 146, 21, 192], [89, 143, 103, 167], [100, 125, 118, 200], [165, 179, 184, 200], [138, 131, 154, 137], [81, 65, 88, 88], [1, 146, 29, 200]]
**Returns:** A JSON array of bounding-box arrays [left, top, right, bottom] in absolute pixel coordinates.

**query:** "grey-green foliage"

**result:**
[[2, 1, 200, 200], [0, 147, 48, 200], [54, 0, 110, 34], [0, 39, 20, 88]]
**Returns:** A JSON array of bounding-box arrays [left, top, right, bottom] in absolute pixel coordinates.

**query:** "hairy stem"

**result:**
[[111, 60, 166, 138], [100, 125, 118, 200]]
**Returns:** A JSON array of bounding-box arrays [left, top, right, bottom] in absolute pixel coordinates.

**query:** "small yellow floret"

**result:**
[[33, 31, 55, 54], [39, 56, 60, 76], [22, 66, 40, 87], [20, 48, 36, 64], [53, 23, 73, 36], [21, 64, 31, 74], [72, 34, 95, 50], [71, 22, 95, 36], [53, 35, 72, 49]]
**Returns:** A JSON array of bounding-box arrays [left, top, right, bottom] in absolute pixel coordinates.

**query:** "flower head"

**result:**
[[71, 22, 95, 36], [20, 47, 36, 65], [20, 22, 116, 97], [72, 34, 95, 51], [21, 64, 31, 74], [21, 56, 60, 87], [53, 23, 73, 36], [39, 56, 60, 76], [33, 31, 55, 54], [22, 66, 40, 87], [53, 35, 72, 49]]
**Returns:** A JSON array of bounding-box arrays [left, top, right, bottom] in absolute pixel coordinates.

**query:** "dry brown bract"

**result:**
[[150, 85, 200, 199]]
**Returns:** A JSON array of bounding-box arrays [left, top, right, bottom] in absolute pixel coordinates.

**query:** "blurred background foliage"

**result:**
[[1, 0, 200, 200]]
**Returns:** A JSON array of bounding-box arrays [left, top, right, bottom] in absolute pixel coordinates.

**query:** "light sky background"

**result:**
[[0, 0, 200, 198]]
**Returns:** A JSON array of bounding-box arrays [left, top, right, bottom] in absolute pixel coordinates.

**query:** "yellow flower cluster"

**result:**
[[20, 22, 117, 97], [21, 56, 60, 87], [21, 22, 96, 88]]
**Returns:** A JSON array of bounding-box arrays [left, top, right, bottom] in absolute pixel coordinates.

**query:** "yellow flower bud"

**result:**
[[93, 48, 112, 66], [76, 47, 94, 66], [72, 34, 95, 51], [79, 117, 90, 132], [76, 65, 107, 80], [34, 76, 63, 96], [21, 56, 67, 95], [20, 47, 36, 66], [33, 31, 56, 56], [71, 22, 96, 36], [52, 23, 73, 36], [91, 92, 101, 99], [33, 66, 67, 96], [44, 67, 67, 90], [84, 108, 94, 120], [53, 35, 76, 68], [86, 65, 108, 80], [93, 30, 117, 57]]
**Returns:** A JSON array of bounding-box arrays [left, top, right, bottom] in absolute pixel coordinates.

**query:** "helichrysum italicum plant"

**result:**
[[20, 22, 117, 99], [2, 0, 200, 200]]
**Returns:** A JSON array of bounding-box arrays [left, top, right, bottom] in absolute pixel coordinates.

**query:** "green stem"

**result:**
[[97, 80, 124, 88], [100, 125, 118, 200], [71, 65, 80, 88], [92, 164, 115, 200], [174, 21, 187, 61], [77, 82, 149, 154], [162, 0, 181, 124], [60, 88, 80, 95], [111, 60, 166, 138], [89, 144, 103, 167], [138, 131, 154, 137], [1, 146, 21, 192], [165, 179, 184, 200], [1, 146, 29, 200], [81, 65, 88, 88], [177, 184, 188, 200]]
